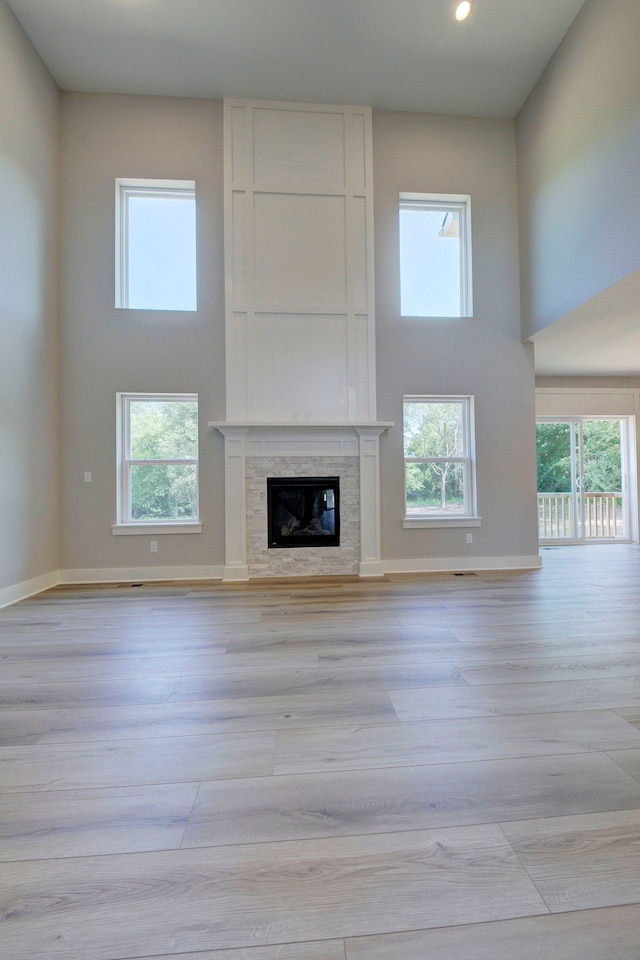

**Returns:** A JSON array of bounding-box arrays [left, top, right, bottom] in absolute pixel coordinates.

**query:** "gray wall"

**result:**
[[59, 93, 226, 574], [373, 110, 539, 565], [7, 0, 637, 586], [57, 97, 540, 574], [517, 0, 640, 339], [0, 0, 60, 599]]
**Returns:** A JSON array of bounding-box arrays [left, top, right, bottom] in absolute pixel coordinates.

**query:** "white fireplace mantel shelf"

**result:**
[[208, 421, 394, 430], [209, 421, 393, 582]]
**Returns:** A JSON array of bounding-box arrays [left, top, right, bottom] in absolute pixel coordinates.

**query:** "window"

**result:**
[[399, 193, 472, 317], [114, 394, 201, 534], [116, 179, 197, 311], [403, 396, 478, 527]]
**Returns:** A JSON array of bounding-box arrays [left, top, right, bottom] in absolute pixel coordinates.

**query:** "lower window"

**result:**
[[403, 396, 477, 523], [116, 393, 199, 526]]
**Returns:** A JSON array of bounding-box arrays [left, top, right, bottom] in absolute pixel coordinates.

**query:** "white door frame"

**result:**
[[536, 414, 633, 544]]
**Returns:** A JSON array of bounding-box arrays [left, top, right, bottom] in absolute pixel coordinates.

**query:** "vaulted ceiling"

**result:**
[[6, 0, 586, 119]]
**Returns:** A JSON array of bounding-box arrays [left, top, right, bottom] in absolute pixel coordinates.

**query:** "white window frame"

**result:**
[[113, 392, 202, 535], [399, 192, 473, 318], [115, 178, 197, 311], [403, 395, 480, 528]]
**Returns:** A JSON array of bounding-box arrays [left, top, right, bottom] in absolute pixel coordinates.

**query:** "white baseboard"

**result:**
[[359, 560, 386, 578], [60, 565, 224, 584], [1, 556, 542, 607], [0, 570, 60, 609], [384, 555, 542, 574], [222, 564, 250, 582]]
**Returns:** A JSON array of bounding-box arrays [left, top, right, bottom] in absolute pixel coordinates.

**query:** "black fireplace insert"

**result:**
[[267, 477, 340, 548]]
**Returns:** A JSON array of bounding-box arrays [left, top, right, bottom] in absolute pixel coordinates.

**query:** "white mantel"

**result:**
[[210, 422, 392, 581]]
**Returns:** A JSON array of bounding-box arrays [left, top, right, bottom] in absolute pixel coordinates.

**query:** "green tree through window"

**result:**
[[123, 396, 199, 522], [536, 421, 622, 494], [403, 398, 474, 517]]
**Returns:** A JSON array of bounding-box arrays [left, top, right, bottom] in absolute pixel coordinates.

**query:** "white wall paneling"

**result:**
[[224, 99, 376, 423]]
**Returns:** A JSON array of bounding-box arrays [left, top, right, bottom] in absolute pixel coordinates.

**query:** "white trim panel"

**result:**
[[60, 566, 224, 584], [403, 517, 482, 529], [536, 387, 640, 417], [112, 523, 202, 536], [384, 555, 542, 574], [0, 571, 60, 610]]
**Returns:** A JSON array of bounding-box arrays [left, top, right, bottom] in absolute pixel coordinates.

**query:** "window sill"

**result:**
[[115, 306, 197, 313], [403, 516, 482, 529], [112, 522, 202, 536], [401, 313, 473, 320]]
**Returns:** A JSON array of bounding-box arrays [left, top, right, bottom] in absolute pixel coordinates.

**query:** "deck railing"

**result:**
[[537, 492, 623, 540], [584, 493, 623, 538], [538, 493, 574, 539]]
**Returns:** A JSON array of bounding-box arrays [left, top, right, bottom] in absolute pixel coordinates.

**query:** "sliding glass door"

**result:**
[[536, 418, 628, 542]]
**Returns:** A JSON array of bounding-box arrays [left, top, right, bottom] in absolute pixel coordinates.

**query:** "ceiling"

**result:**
[[7, 0, 587, 119], [531, 268, 640, 378], [10, 0, 636, 379]]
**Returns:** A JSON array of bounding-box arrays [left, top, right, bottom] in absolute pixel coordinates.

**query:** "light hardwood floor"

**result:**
[[2, 545, 640, 958]]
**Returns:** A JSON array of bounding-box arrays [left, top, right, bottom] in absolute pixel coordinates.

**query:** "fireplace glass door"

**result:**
[[267, 477, 340, 548]]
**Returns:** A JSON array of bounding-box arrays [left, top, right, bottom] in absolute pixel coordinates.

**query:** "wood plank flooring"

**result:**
[[2, 545, 640, 958]]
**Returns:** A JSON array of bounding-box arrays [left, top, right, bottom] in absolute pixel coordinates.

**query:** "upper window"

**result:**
[[399, 193, 472, 318], [116, 179, 197, 311], [403, 396, 477, 524], [115, 393, 199, 529]]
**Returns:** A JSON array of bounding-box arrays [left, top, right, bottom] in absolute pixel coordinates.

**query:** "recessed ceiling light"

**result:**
[[455, 1, 472, 21]]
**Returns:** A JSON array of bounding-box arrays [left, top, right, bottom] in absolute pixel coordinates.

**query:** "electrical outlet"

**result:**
[[83, 471, 92, 483], [466, 533, 473, 544], [150, 541, 158, 553]]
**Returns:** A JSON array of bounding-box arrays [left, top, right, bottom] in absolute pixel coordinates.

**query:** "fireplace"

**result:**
[[210, 423, 391, 579], [267, 477, 340, 548]]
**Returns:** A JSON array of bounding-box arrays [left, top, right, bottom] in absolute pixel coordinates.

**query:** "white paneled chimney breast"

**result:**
[[211, 100, 391, 579]]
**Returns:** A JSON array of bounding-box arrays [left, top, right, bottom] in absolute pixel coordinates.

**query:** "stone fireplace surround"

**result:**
[[250, 457, 355, 577], [210, 423, 391, 580]]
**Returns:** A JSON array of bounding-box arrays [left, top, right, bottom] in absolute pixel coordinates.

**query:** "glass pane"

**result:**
[[127, 194, 197, 310], [404, 401, 465, 458], [400, 207, 461, 316], [268, 479, 339, 546], [582, 420, 622, 493], [129, 400, 198, 460], [536, 422, 572, 493], [405, 461, 466, 516], [536, 422, 575, 539], [582, 419, 623, 540], [130, 463, 197, 521]]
